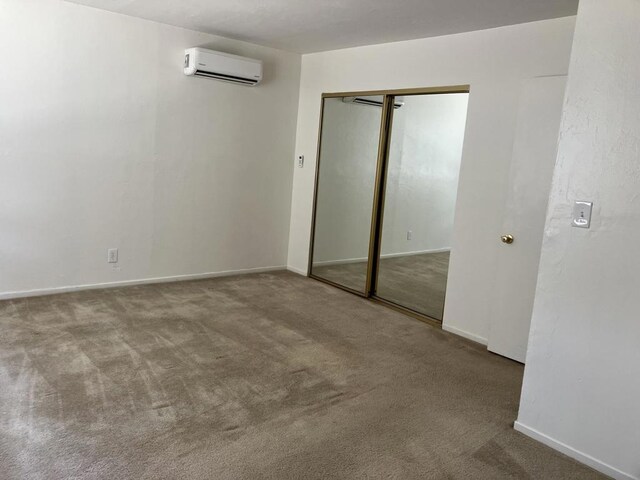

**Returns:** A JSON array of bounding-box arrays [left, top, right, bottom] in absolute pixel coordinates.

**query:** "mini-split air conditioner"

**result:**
[[342, 96, 405, 109], [184, 48, 263, 86]]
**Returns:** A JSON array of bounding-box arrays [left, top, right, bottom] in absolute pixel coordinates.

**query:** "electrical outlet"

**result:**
[[107, 248, 119, 264], [297, 155, 304, 168], [407, 230, 412, 241]]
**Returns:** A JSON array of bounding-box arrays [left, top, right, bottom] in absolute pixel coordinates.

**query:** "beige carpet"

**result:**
[[0, 271, 604, 479], [313, 252, 450, 319]]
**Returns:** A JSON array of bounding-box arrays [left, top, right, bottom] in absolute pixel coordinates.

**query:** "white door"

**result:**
[[487, 75, 567, 363]]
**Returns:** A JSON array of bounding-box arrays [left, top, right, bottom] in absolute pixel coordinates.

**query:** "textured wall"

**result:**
[[517, 1, 640, 478]]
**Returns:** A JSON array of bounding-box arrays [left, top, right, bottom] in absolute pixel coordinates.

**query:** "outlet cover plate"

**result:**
[[108, 248, 119, 263]]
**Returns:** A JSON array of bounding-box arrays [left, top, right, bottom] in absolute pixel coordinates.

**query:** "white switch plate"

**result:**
[[407, 230, 412, 241], [297, 155, 304, 168], [572, 201, 593, 228], [107, 248, 119, 263]]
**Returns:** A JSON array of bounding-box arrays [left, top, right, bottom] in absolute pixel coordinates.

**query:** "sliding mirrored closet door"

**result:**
[[375, 93, 469, 320], [309, 96, 384, 294], [309, 87, 470, 324]]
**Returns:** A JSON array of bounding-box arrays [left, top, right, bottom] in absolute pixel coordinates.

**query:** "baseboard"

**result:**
[[0, 265, 287, 301], [514, 421, 637, 480], [286, 265, 308, 276], [381, 247, 451, 259], [442, 324, 489, 346], [313, 248, 451, 267], [312, 256, 368, 267]]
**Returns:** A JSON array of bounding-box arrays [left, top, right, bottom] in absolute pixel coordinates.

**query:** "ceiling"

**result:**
[[66, 0, 579, 54]]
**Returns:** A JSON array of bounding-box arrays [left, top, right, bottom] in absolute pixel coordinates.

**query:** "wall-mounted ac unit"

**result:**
[[184, 48, 263, 86], [342, 96, 405, 109]]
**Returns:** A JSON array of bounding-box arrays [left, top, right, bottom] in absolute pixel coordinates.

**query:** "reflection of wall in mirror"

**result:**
[[313, 98, 380, 264], [313, 94, 468, 265], [381, 93, 468, 257]]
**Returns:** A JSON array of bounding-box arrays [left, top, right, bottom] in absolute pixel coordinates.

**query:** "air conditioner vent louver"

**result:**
[[194, 70, 259, 85]]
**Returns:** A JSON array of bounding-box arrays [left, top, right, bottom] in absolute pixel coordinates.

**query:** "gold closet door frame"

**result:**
[[308, 85, 471, 326]]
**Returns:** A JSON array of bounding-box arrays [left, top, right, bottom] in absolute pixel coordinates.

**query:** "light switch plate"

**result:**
[[572, 201, 593, 229]]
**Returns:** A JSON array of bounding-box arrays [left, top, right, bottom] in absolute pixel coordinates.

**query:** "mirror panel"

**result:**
[[310, 96, 384, 293], [375, 93, 469, 319]]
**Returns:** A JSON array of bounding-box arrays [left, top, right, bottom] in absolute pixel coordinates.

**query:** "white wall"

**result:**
[[0, 0, 301, 297], [516, 1, 640, 479], [287, 17, 576, 343]]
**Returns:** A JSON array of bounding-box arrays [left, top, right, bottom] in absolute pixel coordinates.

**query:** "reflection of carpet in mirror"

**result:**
[[312, 251, 450, 320]]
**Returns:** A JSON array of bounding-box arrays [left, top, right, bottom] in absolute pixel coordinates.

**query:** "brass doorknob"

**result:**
[[501, 234, 514, 244]]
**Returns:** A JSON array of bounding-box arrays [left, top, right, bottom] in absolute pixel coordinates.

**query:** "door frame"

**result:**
[[307, 85, 471, 327]]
